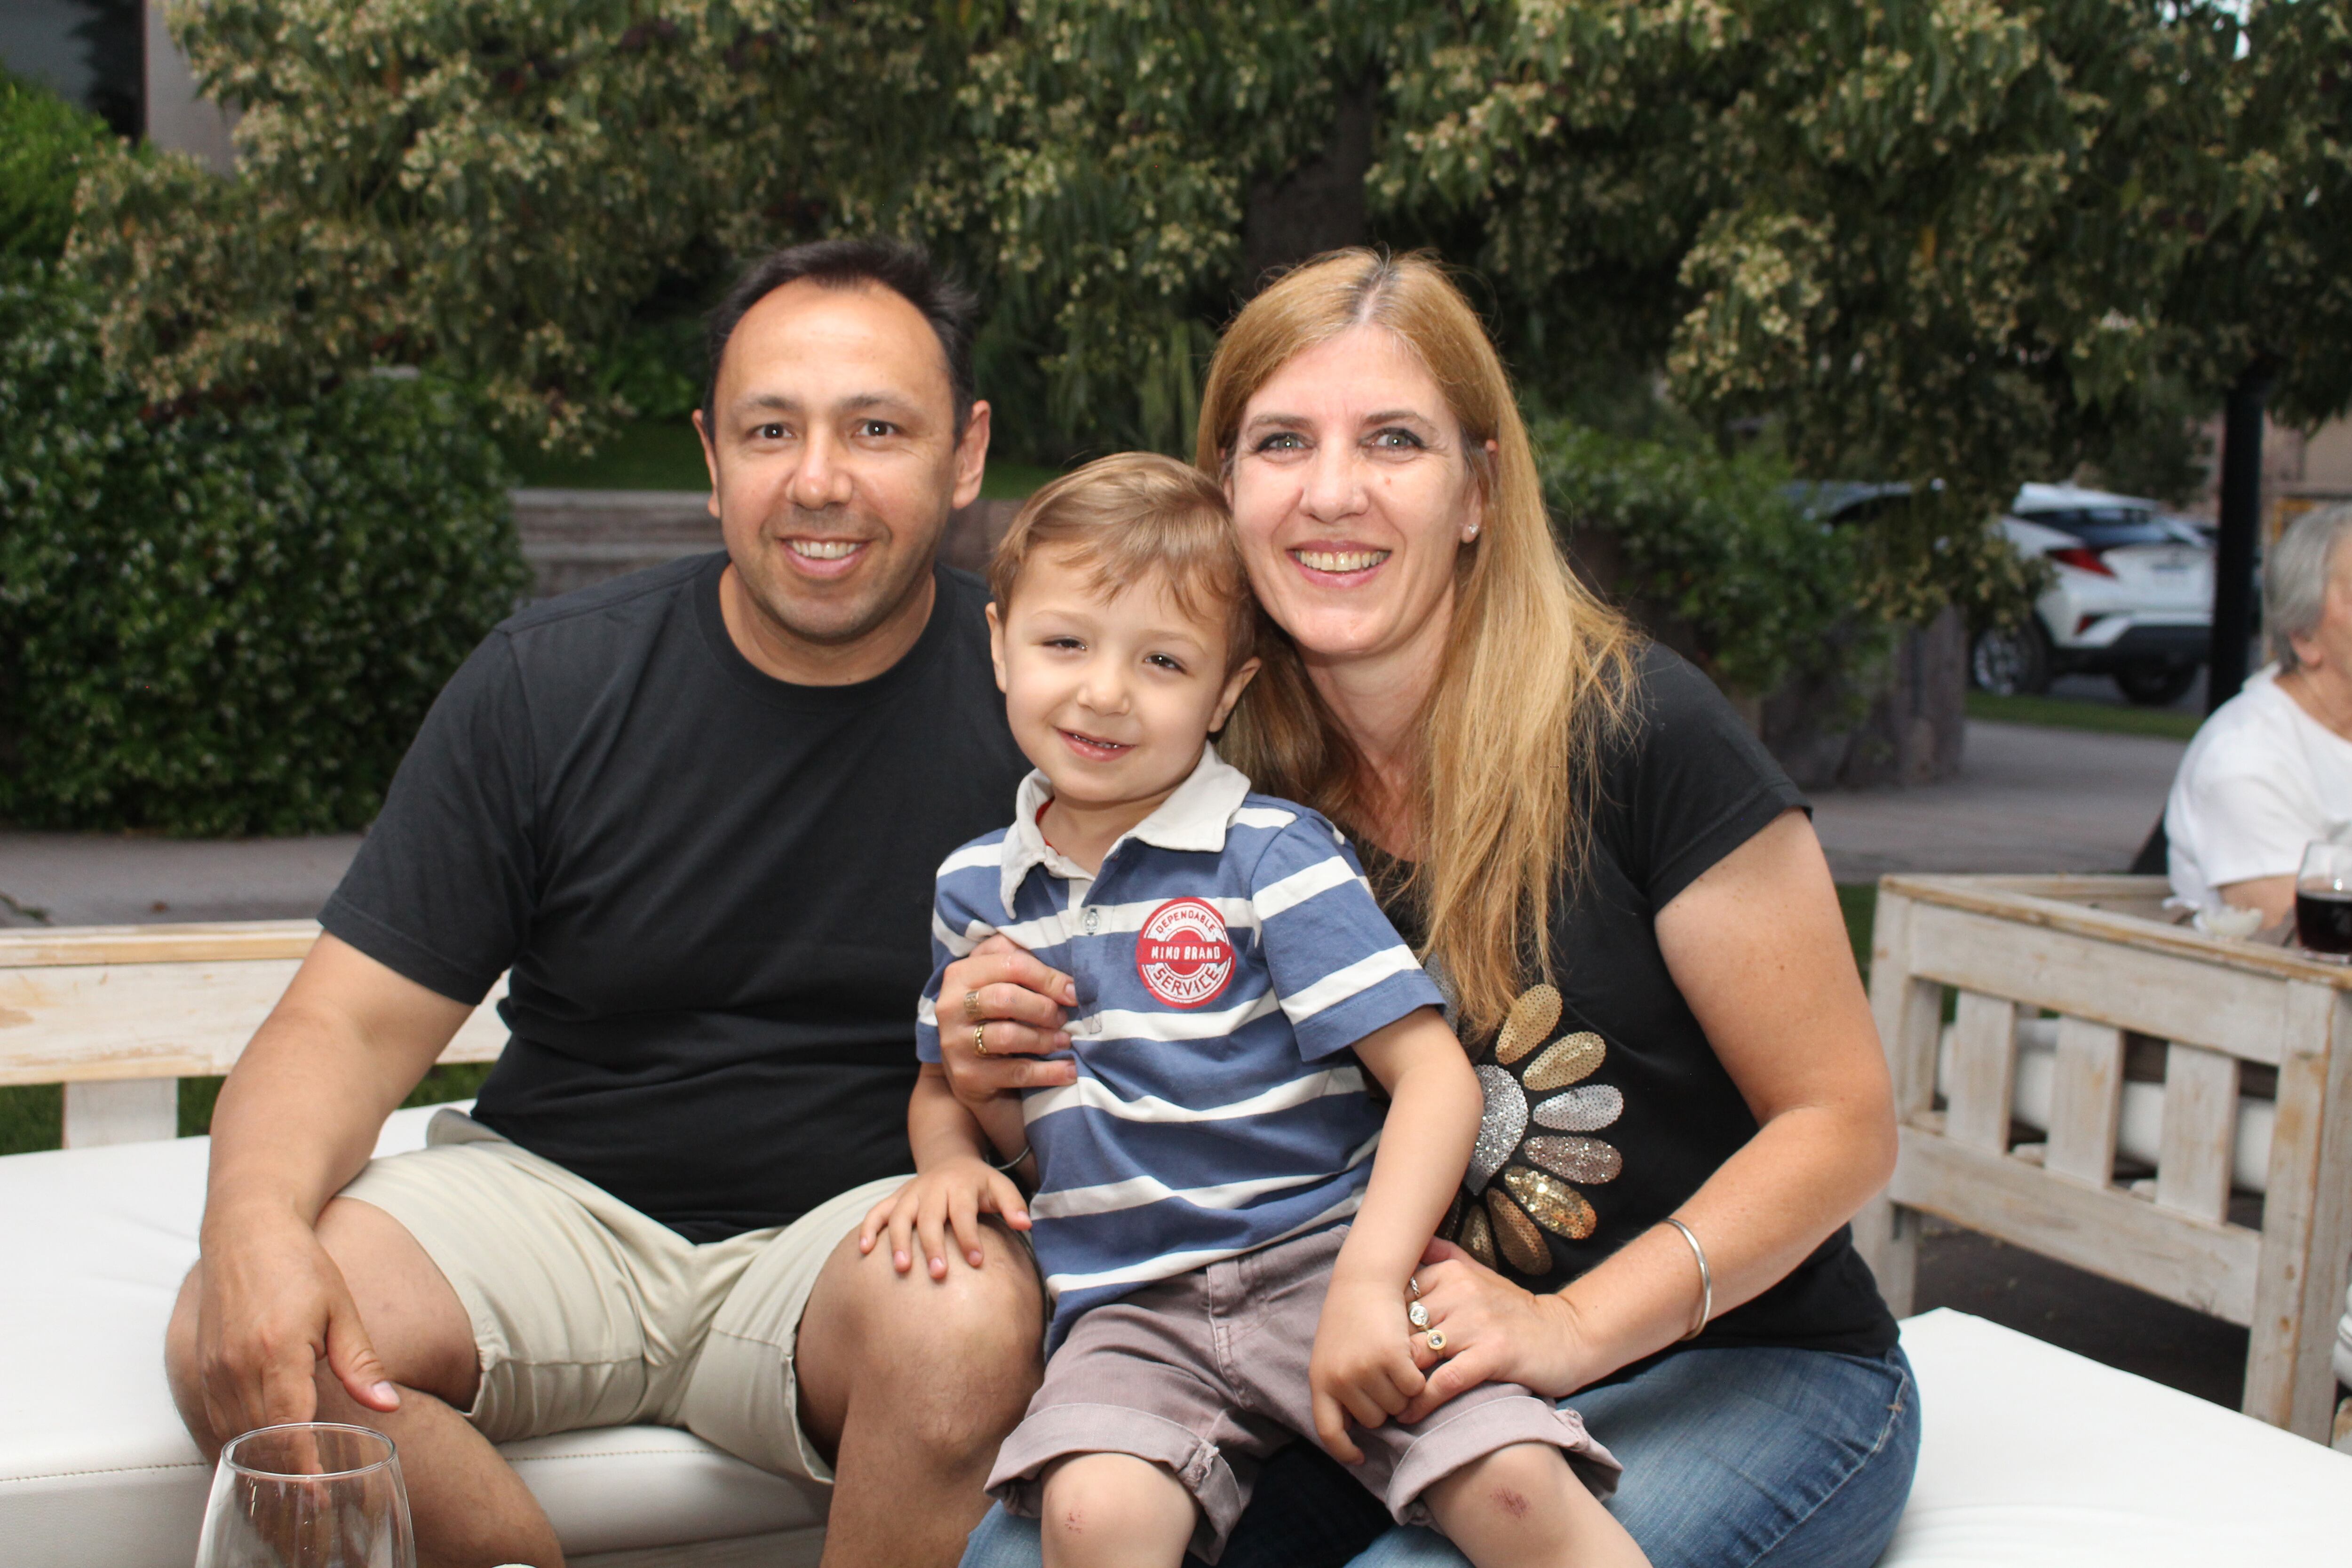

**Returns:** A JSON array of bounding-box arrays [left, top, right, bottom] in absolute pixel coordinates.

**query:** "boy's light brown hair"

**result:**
[[987, 452, 1258, 671]]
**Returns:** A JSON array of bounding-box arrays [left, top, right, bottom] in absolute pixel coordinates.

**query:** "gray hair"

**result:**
[[2265, 503, 2352, 671]]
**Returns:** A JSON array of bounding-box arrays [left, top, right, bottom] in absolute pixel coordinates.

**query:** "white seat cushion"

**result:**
[[10, 1107, 2345, 1566], [0, 1104, 824, 1566], [1887, 1308, 2352, 1565]]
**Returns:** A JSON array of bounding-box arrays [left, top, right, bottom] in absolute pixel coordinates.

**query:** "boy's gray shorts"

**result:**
[[986, 1223, 1619, 1564]]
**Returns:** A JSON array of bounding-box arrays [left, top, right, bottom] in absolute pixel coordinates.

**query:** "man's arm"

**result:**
[[194, 933, 475, 1444]]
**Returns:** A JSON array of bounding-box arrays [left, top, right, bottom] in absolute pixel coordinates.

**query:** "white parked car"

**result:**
[[1969, 483, 2212, 706]]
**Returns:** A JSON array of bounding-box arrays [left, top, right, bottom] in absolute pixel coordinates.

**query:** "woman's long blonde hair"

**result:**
[[1197, 250, 1638, 1040]]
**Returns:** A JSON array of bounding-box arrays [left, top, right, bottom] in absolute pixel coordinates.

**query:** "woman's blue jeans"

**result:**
[[958, 1343, 1920, 1568]]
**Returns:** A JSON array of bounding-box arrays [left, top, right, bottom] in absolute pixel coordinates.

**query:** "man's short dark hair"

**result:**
[[702, 238, 979, 437]]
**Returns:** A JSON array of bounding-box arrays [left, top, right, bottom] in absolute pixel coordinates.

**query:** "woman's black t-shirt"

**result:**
[[1377, 642, 1898, 1365]]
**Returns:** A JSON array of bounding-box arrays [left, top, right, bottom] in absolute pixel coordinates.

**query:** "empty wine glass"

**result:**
[[194, 1423, 415, 1568]]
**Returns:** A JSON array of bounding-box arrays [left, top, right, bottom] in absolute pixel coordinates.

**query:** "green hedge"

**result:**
[[1535, 420, 1860, 698], [0, 72, 111, 263], [0, 267, 527, 834]]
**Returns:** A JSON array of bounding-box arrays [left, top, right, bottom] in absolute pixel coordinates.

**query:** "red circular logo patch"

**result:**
[[1135, 898, 1237, 1009]]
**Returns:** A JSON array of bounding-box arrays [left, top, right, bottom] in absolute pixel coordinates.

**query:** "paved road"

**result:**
[[1813, 718, 2185, 882], [0, 830, 362, 928]]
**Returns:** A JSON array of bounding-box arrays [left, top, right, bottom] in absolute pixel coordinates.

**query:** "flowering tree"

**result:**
[[64, 0, 2352, 675]]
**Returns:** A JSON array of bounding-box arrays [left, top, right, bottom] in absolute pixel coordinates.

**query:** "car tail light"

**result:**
[[2049, 545, 2115, 577]]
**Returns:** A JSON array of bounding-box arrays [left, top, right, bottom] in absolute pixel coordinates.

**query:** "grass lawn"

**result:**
[[1965, 690, 2201, 742], [509, 418, 1057, 500], [1837, 882, 1877, 982]]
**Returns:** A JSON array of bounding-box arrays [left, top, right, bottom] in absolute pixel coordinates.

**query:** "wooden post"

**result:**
[[2045, 1018, 2126, 1186], [1859, 887, 1940, 1315], [62, 1078, 179, 1148]]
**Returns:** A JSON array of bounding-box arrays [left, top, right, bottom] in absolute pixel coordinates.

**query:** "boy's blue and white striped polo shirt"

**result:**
[[917, 746, 1446, 1350]]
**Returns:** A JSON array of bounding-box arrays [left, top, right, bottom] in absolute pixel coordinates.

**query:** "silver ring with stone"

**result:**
[[1407, 1301, 1431, 1331]]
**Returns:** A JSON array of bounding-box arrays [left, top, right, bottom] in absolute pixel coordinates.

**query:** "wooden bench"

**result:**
[[1852, 873, 2352, 1442], [0, 919, 507, 1147], [0, 918, 825, 1566], [6, 900, 2350, 1562]]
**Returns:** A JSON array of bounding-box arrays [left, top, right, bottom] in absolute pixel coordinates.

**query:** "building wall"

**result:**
[[142, 0, 235, 170]]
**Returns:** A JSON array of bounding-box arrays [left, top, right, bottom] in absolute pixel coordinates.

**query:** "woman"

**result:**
[[2166, 503, 2352, 931], [946, 251, 1918, 1568]]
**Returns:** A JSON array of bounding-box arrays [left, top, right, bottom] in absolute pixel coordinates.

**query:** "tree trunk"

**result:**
[[1240, 78, 1375, 291], [1756, 610, 1968, 790]]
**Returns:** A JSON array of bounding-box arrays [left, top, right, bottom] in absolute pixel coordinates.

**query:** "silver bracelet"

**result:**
[[989, 1143, 1031, 1175], [1662, 1217, 1712, 1342]]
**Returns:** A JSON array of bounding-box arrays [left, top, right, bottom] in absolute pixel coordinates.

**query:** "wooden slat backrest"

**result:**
[[0, 921, 508, 1146], [1858, 875, 2352, 1442]]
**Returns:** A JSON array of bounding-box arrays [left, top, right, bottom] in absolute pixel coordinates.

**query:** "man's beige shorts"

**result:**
[[338, 1108, 907, 1484]]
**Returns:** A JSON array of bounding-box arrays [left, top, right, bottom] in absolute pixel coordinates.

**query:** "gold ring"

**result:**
[[972, 1024, 989, 1058], [1425, 1329, 1446, 1353], [1407, 1301, 1431, 1331], [962, 988, 984, 1023]]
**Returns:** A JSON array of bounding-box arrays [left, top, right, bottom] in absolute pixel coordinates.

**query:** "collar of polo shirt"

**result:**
[[998, 743, 1251, 913]]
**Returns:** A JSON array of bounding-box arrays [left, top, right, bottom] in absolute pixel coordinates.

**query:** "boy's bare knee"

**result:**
[[1430, 1441, 1574, 1526], [1040, 1453, 1192, 1555]]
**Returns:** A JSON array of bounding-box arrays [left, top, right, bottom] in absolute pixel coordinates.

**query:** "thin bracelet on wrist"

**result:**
[[989, 1143, 1031, 1175], [1661, 1216, 1712, 1342]]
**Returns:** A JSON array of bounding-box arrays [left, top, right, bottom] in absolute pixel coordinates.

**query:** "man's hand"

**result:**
[[196, 1203, 400, 1443], [1309, 1275, 1427, 1464], [858, 1157, 1032, 1280], [937, 933, 1079, 1103], [185, 933, 470, 1446]]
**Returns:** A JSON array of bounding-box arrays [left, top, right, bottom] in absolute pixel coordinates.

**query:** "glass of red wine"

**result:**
[[2293, 842, 2352, 962]]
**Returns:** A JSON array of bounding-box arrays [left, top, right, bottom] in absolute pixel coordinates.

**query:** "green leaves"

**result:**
[[0, 270, 526, 835], [1534, 419, 1859, 697], [0, 72, 115, 264]]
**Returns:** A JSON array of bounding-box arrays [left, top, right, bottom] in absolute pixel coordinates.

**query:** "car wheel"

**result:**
[[2115, 663, 2198, 708], [1970, 620, 2052, 696]]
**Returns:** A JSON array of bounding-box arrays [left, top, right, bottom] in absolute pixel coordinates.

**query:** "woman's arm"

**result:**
[[1400, 809, 1894, 1418], [2217, 874, 2296, 930]]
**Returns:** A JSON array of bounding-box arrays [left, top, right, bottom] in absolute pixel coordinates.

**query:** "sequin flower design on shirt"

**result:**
[[1450, 984, 1623, 1274]]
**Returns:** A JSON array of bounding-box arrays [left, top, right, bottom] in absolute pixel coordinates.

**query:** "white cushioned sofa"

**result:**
[[5, 1103, 2348, 1568]]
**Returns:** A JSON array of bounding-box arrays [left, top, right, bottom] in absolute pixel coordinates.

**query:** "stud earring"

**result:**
[[1464, 524, 1481, 541]]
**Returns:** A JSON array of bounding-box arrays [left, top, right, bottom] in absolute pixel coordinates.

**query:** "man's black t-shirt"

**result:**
[[321, 554, 1031, 1242], [1390, 642, 1898, 1361]]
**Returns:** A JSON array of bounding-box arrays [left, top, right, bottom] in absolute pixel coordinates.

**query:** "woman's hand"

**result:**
[[857, 1157, 1031, 1280], [1397, 1238, 1593, 1424], [936, 934, 1080, 1106]]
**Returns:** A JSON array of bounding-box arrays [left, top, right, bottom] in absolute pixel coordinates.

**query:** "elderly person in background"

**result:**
[[2167, 503, 2352, 931]]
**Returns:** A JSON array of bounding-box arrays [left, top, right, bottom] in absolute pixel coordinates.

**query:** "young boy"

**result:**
[[860, 454, 1640, 1568]]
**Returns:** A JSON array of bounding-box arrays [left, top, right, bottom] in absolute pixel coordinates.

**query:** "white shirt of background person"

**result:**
[[2167, 503, 2352, 930]]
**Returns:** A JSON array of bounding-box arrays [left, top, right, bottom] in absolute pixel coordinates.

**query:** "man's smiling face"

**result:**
[[695, 277, 988, 671]]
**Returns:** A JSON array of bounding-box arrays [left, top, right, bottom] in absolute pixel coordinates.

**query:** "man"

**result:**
[[166, 239, 1069, 1568]]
